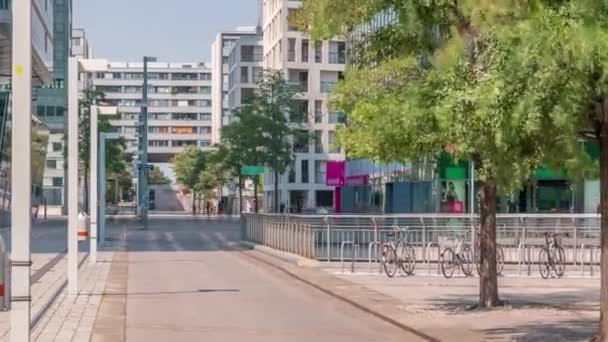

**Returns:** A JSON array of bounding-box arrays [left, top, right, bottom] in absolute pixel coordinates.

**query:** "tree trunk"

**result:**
[[192, 191, 197, 215], [478, 178, 501, 308], [238, 175, 243, 214], [274, 170, 279, 213], [599, 122, 608, 341], [254, 176, 259, 213]]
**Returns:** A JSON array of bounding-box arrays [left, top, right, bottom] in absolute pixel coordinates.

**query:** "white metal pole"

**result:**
[[67, 57, 79, 295], [11, 0, 33, 340], [89, 105, 98, 263], [470, 161, 475, 214], [99, 134, 106, 243]]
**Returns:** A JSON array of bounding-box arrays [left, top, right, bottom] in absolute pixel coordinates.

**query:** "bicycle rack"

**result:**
[[581, 244, 599, 277], [425, 242, 441, 275], [340, 241, 358, 273], [518, 243, 535, 276], [368, 241, 381, 274]]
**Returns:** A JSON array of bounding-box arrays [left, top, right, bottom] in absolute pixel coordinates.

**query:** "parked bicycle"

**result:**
[[538, 232, 567, 279], [440, 236, 474, 278], [380, 227, 416, 278]]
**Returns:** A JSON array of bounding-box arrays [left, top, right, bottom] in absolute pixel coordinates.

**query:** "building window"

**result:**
[[241, 88, 255, 104], [288, 162, 296, 183], [52, 142, 62, 152], [293, 131, 309, 153], [52, 177, 63, 187], [148, 127, 169, 134], [328, 131, 340, 153], [199, 86, 211, 94], [314, 100, 323, 123], [172, 140, 197, 147], [199, 100, 212, 107], [200, 113, 212, 121], [46, 160, 57, 169], [200, 73, 211, 80], [149, 140, 169, 147], [315, 42, 323, 63], [241, 67, 249, 83], [302, 40, 309, 62], [316, 190, 334, 207], [252, 67, 263, 84], [314, 130, 324, 153], [301, 160, 309, 184], [199, 140, 211, 147], [315, 161, 327, 184], [172, 113, 197, 121], [288, 38, 296, 62], [199, 126, 212, 134], [171, 127, 196, 134]]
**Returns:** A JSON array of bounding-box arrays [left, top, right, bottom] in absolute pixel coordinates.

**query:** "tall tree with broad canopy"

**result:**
[[171, 146, 207, 214], [295, 0, 580, 308]]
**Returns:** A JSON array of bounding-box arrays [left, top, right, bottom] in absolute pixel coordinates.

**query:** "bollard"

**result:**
[[78, 212, 90, 242]]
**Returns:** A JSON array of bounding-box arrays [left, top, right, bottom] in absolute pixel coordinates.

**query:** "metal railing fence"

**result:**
[[242, 213, 603, 276]]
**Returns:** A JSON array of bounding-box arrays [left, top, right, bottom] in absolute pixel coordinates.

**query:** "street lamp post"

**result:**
[[11, 0, 33, 340], [138, 56, 156, 229]]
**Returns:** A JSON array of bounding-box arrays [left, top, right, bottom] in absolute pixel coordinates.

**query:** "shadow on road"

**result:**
[[483, 318, 596, 341]]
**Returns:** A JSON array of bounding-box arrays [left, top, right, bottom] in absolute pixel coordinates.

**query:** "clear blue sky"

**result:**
[[74, 0, 259, 63]]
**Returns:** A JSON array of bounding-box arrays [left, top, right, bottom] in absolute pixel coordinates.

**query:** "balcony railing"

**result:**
[[328, 52, 346, 64], [288, 81, 308, 93], [321, 82, 337, 93], [241, 53, 264, 62], [328, 112, 346, 124]]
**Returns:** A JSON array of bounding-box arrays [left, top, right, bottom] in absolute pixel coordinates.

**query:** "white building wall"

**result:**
[[90, 61, 214, 183], [261, 0, 346, 212]]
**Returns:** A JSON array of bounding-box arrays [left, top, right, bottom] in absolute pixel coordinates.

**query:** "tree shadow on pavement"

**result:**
[[482, 318, 596, 342]]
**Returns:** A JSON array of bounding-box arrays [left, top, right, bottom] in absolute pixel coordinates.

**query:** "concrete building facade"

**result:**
[[91, 61, 213, 181], [211, 27, 258, 142], [260, 0, 346, 212]]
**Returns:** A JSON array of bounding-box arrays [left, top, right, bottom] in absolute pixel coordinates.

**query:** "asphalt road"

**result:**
[[102, 217, 410, 342]]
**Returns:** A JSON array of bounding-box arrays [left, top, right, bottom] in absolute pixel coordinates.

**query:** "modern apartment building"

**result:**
[[91, 62, 213, 182], [33, 0, 73, 208], [211, 27, 258, 142], [260, 0, 346, 213]]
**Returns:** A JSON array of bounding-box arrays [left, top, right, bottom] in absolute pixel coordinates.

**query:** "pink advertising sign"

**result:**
[[326, 161, 345, 186]]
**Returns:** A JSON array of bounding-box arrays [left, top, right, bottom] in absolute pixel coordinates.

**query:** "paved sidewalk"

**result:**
[[31, 252, 113, 342], [0, 252, 110, 342], [324, 267, 599, 341]]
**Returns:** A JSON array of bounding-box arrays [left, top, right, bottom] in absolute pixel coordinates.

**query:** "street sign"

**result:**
[[241, 165, 265, 175], [139, 164, 155, 171]]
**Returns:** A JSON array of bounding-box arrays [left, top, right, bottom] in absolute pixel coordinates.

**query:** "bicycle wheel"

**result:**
[[440, 247, 456, 279], [538, 247, 551, 279], [461, 245, 474, 276], [399, 244, 416, 275], [553, 246, 566, 277], [382, 244, 398, 278], [497, 245, 505, 276]]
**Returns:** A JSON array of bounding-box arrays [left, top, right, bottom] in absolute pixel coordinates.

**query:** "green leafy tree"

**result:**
[[77, 89, 129, 212], [256, 70, 307, 213], [297, 0, 576, 309], [220, 70, 307, 213], [490, 2, 608, 338], [171, 146, 207, 214], [148, 168, 171, 185]]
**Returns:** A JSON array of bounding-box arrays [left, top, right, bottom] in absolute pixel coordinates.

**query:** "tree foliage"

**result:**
[[297, 0, 591, 309], [148, 168, 171, 185], [171, 145, 207, 190]]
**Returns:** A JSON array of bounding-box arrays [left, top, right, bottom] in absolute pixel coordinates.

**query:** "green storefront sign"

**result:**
[[241, 165, 266, 176]]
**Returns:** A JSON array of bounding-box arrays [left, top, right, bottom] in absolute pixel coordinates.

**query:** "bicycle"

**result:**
[[474, 241, 505, 276], [440, 236, 474, 278], [380, 227, 416, 278], [538, 232, 567, 279]]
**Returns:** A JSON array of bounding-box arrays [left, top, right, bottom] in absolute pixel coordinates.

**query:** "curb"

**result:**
[[239, 241, 320, 267]]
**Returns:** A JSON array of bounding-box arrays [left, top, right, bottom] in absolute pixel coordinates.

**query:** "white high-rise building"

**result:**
[[211, 27, 259, 143], [91, 61, 213, 182], [260, 0, 346, 212]]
